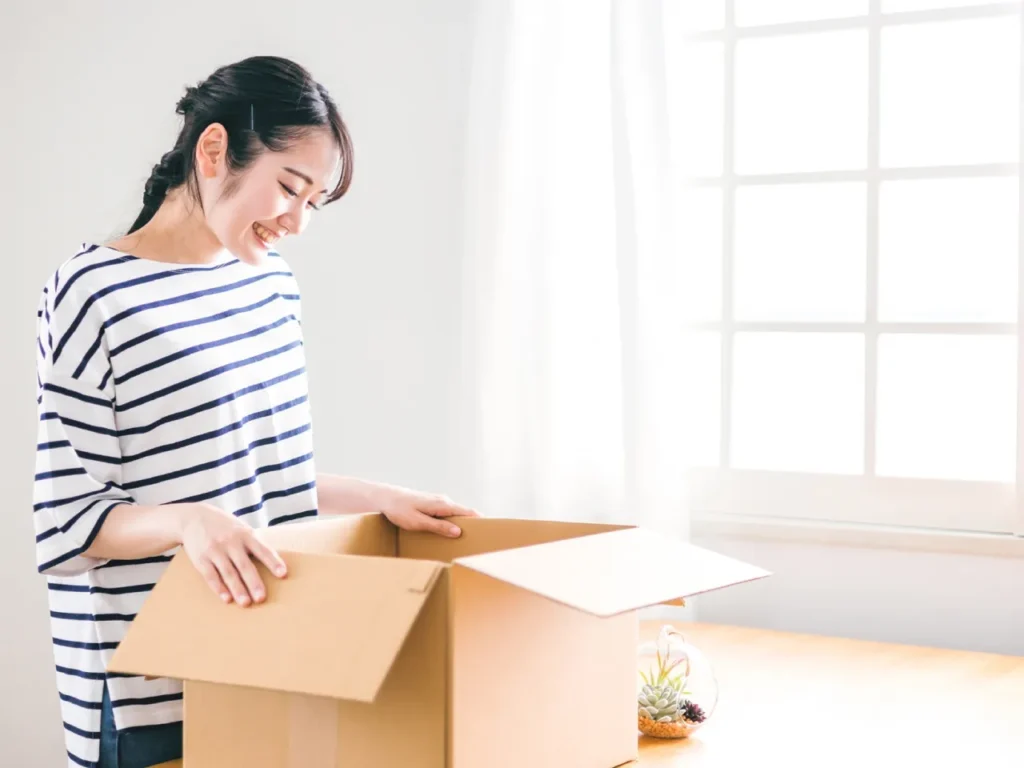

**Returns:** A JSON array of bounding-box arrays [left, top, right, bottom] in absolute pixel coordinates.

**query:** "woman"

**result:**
[[32, 56, 476, 768]]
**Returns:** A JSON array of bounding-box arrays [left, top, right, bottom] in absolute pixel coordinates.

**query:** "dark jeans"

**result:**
[[99, 684, 182, 768]]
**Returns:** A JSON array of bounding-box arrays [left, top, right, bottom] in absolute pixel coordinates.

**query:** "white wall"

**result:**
[[1, 2, 473, 765], [689, 533, 1024, 657]]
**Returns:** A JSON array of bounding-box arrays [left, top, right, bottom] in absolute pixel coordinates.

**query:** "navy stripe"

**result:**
[[38, 439, 72, 451], [98, 555, 173, 569], [53, 259, 241, 363], [110, 291, 288, 357], [115, 313, 296, 385], [36, 502, 119, 574], [237, 482, 318, 519], [121, 395, 307, 463], [98, 365, 113, 391], [67, 269, 289, 374], [118, 366, 306, 437], [77, 449, 121, 465], [40, 411, 119, 437], [33, 484, 125, 512], [68, 748, 97, 768], [72, 331, 106, 380], [53, 637, 120, 651], [72, 244, 101, 260], [269, 508, 318, 525], [36, 496, 120, 543], [49, 582, 155, 595], [51, 610, 137, 621], [112, 692, 184, 708], [178, 452, 315, 504], [42, 382, 112, 408], [55, 254, 137, 310], [48, 583, 91, 592], [56, 245, 156, 310], [56, 664, 137, 681], [124, 423, 312, 490], [35, 467, 87, 482], [116, 339, 302, 412], [64, 720, 101, 739], [59, 692, 102, 710], [37, 335, 46, 358], [45, 298, 53, 351]]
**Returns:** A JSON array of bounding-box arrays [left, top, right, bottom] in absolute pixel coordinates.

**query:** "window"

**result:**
[[666, 1, 1023, 534]]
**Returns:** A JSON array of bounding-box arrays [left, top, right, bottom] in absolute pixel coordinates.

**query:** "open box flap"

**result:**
[[452, 527, 770, 617], [108, 550, 442, 702], [398, 516, 630, 562], [256, 512, 396, 557]]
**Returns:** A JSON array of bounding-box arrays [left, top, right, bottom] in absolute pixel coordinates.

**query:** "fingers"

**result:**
[[210, 551, 254, 607], [200, 542, 284, 607], [248, 536, 288, 579], [229, 546, 267, 605], [418, 511, 463, 538], [421, 494, 480, 519], [196, 557, 232, 604]]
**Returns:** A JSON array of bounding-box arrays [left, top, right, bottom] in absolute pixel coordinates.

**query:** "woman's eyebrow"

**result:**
[[283, 167, 328, 194]]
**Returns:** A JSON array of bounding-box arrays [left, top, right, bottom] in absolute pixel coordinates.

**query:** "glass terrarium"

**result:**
[[637, 624, 718, 739]]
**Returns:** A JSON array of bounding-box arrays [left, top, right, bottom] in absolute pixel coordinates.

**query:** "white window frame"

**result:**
[[677, 1, 1024, 536]]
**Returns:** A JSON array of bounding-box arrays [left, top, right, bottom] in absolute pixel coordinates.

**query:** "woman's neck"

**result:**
[[107, 190, 228, 265]]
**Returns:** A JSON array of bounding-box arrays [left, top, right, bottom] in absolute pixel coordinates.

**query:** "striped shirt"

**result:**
[[32, 244, 319, 768]]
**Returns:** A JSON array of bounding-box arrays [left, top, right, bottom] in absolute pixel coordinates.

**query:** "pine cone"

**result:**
[[680, 699, 706, 723]]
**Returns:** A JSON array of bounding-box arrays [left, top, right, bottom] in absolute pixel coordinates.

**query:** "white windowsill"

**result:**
[[691, 512, 1024, 559]]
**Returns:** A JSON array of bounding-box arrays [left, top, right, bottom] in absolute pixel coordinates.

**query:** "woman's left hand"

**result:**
[[379, 488, 480, 538]]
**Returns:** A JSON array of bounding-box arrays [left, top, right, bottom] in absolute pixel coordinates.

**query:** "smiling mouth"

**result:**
[[253, 222, 281, 247]]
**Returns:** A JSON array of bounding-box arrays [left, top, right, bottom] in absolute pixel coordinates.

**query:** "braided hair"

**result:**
[[128, 56, 353, 233]]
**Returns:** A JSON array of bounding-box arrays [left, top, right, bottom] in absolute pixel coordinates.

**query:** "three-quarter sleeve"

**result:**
[[33, 276, 134, 576]]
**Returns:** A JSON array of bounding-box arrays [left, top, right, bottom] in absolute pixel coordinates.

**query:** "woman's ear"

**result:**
[[195, 123, 229, 179]]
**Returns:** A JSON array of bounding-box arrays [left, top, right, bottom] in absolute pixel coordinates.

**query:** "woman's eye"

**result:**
[[281, 182, 321, 211]]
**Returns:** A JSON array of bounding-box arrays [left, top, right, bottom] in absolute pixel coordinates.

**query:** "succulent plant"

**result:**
[[638, 626, 707, 726], [680, 699, 706, 724], [638, 632, 691, 692], [638, 683, 684, 723]]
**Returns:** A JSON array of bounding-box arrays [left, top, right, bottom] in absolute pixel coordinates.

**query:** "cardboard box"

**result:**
[[109, 514, 769, 767]]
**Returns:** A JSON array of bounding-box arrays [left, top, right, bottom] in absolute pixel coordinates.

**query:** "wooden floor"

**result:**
[[153, 621, 1024, 767]]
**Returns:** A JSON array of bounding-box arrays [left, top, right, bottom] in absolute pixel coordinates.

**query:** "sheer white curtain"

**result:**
[[458, 0, 690, 538]]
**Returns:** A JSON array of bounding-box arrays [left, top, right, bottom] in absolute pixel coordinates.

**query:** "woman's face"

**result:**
[[196, 126, 342, 265]]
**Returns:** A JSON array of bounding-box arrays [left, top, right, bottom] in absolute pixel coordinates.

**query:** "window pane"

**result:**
[[682, 331, 722, 467], [735, 183, 866, 321], [667, 42, 724, 176], [678, 186, 723, 322], [881, 18, 1020, 167], [664, 0, 724, 31], [736, 31, 868, 174], [732, 333, 865, 473], [736, 0, 867, 26], [879, 177, 1020, 323], [876, 334, 1016, 481], [884, 0, 1016, 11]]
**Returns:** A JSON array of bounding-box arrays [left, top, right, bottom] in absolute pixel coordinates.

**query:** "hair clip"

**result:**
[[250, 104, 255, 131]]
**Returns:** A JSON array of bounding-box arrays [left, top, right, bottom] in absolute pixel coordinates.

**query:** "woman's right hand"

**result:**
[[178, 503, 288, 607]]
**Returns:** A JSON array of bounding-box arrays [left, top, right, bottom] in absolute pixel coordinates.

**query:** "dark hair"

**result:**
[[128, 56, 353, 234]]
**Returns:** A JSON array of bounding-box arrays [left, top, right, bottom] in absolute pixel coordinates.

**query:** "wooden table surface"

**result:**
[[635, 622, 1024, 767], [154, 621, 1024, 767]]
